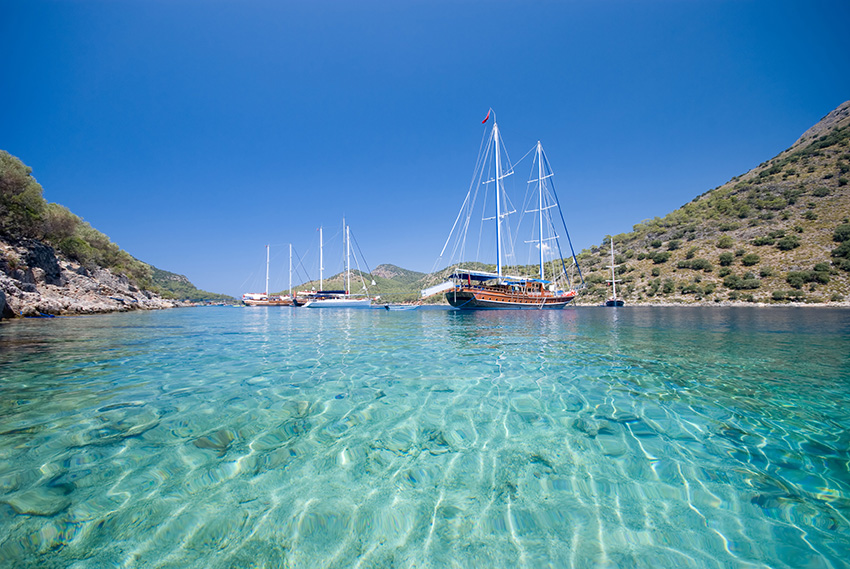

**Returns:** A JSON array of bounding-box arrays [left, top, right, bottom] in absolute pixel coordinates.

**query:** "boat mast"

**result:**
[[319, 226, 324, 291], [494, 120, 503, 279], [265, 244, 270, 297], [289, 243, 292, 297], [610, 238, 617, 300], [344, 218, 351, 294], [537, 141, 545, 280]]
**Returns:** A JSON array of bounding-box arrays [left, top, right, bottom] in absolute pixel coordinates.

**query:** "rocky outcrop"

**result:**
[[0, 238, 180, 318]]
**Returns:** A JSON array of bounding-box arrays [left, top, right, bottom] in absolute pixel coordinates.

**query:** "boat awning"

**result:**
[[450, 269, 550, 285], [314, 290, 347, 297]]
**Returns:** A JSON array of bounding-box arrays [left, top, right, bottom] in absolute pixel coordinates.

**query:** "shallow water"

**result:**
[[0, 306, 848, 568]]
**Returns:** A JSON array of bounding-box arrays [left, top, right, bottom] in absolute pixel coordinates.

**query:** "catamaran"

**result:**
[[300, 221, 373, 308], [424, 111, 583, 309]]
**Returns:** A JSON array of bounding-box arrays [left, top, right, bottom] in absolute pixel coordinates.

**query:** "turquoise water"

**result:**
[[1, 306, 848, 568]]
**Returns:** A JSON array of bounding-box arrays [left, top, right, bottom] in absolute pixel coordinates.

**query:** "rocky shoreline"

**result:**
[[1, 239, 181, 319]]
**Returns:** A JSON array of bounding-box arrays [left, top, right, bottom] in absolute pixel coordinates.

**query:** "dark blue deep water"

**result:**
[[1, 306, 848, 568]]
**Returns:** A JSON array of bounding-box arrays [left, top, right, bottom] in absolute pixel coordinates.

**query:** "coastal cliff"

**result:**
[[0, 150, 185, 319], [0, 237, 180, 318]]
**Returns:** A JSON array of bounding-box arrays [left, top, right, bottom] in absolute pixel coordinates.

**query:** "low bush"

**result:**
[[723, 272, 761, 290], [777, 235, 801, 251], [741, 253, 760, 266]]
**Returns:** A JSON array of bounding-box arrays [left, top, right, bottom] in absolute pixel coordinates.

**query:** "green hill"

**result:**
[[576, 100, 850, 305], [149, 267, 234, 302], [1, 150, 229, 302]]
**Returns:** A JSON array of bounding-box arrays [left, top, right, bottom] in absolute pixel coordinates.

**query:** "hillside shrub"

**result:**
[[834, 223, 850, 243], [741, 254, 760, 266], [667, 239, 681, 251], [786, 269, 830, 289], [723, 272, 760, 290], [812, 187, 830, 197], [650, 239, 662, 248], [830, 241, 850, 271], [717, 235, 734, 248], [718, 252, 734, 266], [679, 281, 701, 295], [651, 251, 671, 264], [753, 236, 774, 246], [776, 235, 801, 251], [651, 267, 661, 277], [662, 279, 675, 294], [647, 279, 660, 296], [772, 290, 804, 302]]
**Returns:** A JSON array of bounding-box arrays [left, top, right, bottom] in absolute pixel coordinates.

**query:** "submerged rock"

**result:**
[[4, 486, 72, 517], [193, 428, 237, 456]]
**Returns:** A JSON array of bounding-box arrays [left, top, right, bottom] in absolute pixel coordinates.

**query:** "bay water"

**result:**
[[0, 306, 848, 568]]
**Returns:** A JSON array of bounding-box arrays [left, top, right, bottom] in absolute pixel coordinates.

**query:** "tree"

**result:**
[[0, 151, 47, 237]]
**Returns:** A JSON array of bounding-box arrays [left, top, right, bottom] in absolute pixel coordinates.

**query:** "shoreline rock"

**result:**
[[1, 239, 180, 319]]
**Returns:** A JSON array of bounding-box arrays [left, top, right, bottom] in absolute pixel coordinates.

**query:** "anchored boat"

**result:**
[[426, 111, 583, 310], [300, 221, 373, 308], [242, 244, 297, 306]]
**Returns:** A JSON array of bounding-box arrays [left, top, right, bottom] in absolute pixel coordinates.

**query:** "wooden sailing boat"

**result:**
[[430, 111, 583, 309], [605, 238, 625, 307], [300, 220, 372, 308], [242, 244, 297, 306]]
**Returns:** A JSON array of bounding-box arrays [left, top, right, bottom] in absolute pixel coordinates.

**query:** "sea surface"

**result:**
[[0, 306, 848, 568]]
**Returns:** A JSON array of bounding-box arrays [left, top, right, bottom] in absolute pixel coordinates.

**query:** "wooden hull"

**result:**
[[445, 286, 576, 310], [244, 298, 294, 306]]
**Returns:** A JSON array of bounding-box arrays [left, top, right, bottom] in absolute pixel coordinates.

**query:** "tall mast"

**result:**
[[265, 244, 270, 296], [537, 141, 545, 280], [319, 226, 324, 291], [610, 238, 617, 300], [494, 120, 503, 279], [289, 243, 292, 297], [344, 217, 350, 294]]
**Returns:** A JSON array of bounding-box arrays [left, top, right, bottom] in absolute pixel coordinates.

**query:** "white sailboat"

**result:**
[[301, 220, 372, 308]]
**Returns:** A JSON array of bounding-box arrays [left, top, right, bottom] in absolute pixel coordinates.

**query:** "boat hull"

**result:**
[[445, 287, 576, 310], [244, 298, 294, 306], [605, 298, 625, 307], [301, 298, 372, 308]]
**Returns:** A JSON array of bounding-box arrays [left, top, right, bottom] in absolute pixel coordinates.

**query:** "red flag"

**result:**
[[482, 109, 491, 124]]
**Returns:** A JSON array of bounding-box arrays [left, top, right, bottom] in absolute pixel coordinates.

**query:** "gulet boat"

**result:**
[[426, 111, 583, 310]]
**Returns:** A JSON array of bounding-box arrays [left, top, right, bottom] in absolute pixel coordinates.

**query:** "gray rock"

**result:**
[[0, 288, 12, 319]]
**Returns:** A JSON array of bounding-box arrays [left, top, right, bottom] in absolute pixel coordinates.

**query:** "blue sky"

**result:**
[[3, 0, 849, 297]]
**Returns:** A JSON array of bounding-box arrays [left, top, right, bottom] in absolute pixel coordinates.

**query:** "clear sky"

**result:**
[[3, 0, 849, 297]]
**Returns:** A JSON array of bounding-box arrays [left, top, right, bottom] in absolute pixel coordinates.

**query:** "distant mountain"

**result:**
[[149, 267, 234, 302]]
